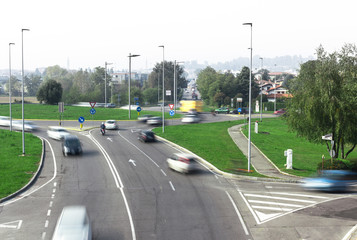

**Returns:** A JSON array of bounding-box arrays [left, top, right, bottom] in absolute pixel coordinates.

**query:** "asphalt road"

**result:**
[[1, 118, 357, 240]]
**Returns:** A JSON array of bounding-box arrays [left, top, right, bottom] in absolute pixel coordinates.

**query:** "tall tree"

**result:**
[[37, 79, 63, 104], [287, 44, 357, 159]]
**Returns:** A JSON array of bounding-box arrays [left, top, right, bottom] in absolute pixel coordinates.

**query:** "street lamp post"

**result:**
[[21, 28, 29, 156], [174, 61, 184, 113], [243, 22, 252, 172], [128, 54, 140, 119], [158, 45, 165, 133], [104, 62, 113, 108], [9, 43, 15, 131], [259, 57, 263, 122]]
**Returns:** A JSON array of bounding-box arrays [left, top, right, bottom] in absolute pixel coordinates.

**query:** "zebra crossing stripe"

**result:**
[[244, 193, 317, 203]]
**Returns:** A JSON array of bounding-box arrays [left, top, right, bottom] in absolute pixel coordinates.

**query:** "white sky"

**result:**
[[1, 0, 356, 71]]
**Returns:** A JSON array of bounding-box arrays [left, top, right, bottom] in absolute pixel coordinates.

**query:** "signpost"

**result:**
[[58, 102, 64, 126], [238, 108, 242, 115], [137, 106, 141, 116], [78, 116, 85, 130]]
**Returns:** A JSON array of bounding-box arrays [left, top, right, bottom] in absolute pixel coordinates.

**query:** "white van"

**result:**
[[52, 205, 92, 240]]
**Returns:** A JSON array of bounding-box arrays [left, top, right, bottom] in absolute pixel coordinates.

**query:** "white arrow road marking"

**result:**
[[0, 220, 23, 229], [129, 159, 136, 166], [107, 137, 113, 142]]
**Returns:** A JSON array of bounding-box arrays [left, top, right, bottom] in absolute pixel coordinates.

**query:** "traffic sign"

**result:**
[[137, 107, 142, 112], [169, 110, 175, 116], [136, 102, 140, 105], [238, 108, 242, 113], [89, 102, 96, 108], [169, 104, 174, 110], [90, 108, 96, 115], [78, 116, 85, 123]]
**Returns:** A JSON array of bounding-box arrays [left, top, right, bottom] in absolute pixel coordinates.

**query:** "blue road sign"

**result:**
[[238, 108, 242, 113], [136, 102, 140, 105], [90, 108, 96, 115], [134, 97, 139, 101], [78, 116, 85, 123], [169, 110, 175, 116], [136, 107, 142, 112]]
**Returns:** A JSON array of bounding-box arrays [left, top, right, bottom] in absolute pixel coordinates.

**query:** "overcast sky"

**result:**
[[1, 0, 356, 72]]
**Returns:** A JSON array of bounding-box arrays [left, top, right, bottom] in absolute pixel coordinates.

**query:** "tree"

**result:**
[[143, 88, 158, 104], [37, 79, 63, 104], [25, 74, 42, 96], [147, 61, 187, 102], [287, 44, 357, 159], [5, 76, 21, 97]]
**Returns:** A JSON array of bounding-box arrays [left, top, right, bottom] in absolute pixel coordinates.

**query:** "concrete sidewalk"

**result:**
[[228, 124, 301, 181]]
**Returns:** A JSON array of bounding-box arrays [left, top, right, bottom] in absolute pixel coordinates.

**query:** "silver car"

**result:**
[[52, 205, 92, 240], [104, 120, 118, 130], [47, 126, 71, 140], [12, 120, 38, 132], [0, 116, 10, 126], [167, 153, 197, 173]]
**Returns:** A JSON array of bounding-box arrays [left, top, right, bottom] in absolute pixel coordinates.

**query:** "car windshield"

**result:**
[[66, 139, 80, 147]]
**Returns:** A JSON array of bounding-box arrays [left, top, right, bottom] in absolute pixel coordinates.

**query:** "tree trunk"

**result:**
[[346, 144, 356, 159]]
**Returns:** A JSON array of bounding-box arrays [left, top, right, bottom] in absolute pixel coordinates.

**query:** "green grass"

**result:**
[[0, 104, 182, 120], [0, 130, 42, 199], [153, 120, 264, 177], [243, 118, 357, 177]]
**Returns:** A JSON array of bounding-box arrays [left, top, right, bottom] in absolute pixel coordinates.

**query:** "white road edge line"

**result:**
[[225, 191, 249, 236], [342, 223, 357, 240], [89, 131, 136, 240], [0, 137, 57, 207]]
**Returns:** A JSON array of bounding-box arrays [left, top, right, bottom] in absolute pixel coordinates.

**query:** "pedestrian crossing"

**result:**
[[239, 190, 331, 224]]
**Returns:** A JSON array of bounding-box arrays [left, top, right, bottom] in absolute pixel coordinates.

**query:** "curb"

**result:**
[[155, 135, 301, 183], [0, 137, 45, 204]]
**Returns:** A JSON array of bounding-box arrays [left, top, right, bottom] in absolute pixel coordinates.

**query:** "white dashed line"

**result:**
[[169, 181, 176, 191], [161, 169, 167, 176], [47, 210, 51, 217]]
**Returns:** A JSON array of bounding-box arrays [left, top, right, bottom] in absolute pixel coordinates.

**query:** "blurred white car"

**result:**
[[167, 153, 197, 173], [104, 120, 118, 130], [147, 117, 162, 125], [12, 120, 38, 132], [52, 205, 92, 240], [0, 116, 10, 126], [47, 126, 71, 140], [181, 114, 200, 123]]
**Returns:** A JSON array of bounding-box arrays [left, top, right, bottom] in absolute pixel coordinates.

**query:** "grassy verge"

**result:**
[[152, 120, 264, 177], [0, 130, 42, 199], [242, 118, 357, 177], [0, 104, 182, 120]]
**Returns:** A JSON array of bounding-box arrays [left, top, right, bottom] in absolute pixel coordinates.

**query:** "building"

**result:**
[[111, 72, 148, 87]]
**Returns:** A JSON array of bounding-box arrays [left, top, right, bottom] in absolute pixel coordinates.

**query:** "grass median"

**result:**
[[152, 120, 264, 177], [0, 129, 42, 199], [0, 103, 182, 120]]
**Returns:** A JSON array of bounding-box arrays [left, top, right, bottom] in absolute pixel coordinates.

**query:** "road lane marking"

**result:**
[[45, 220, 49, 228], [269, 192, 330, 199], [161, 169, 167, 176], [252, 205, 293, 211], [47, 209, 51, 216], [118, 132, 160, 168], [169, 181, 176, 191], [248, 200, 304, 208], [244, 194, 317, 203], [129, 159, 136, 166], [226, 191, 249, 236], [89, 131, 136, 240], [0, 220, 23, 229]]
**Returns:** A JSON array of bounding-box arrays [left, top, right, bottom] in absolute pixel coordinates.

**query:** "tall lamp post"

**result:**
[[21, 28, 29, 156], [128, 53, 140, 119], [104, 62, 113, 108], [259, 57, 263, 122], [9, 42, 15, 131], [158, 45, 165, 133], [243, 22, 252, 172], [173, 60, 184, 113]]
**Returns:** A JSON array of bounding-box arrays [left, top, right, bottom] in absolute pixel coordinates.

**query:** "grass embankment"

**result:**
[[0, 130, 42, 199], [0, 104, 182, 120], [244, 118, 357, 177]]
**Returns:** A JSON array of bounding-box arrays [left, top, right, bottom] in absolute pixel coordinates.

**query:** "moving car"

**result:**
[[147, 116, 162, 125], [302, 170, 357, 192], [52, 205, 92, 240], [105, 120, 118, 130], [274, 109, 286, 115], [214, 107, 229, 114], [47, 126, 71, 140], [12, 120, 38, 132], [62, 135, 83, 156], [181, 114, 200, 123], [138, 114, 153, 122], [0, 116, 10, 126], [138, 130, 156, 142], [167, 153, 197, 173]]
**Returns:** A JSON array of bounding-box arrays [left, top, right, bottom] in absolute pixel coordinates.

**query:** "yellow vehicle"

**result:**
[[180, 100, 203, 112]]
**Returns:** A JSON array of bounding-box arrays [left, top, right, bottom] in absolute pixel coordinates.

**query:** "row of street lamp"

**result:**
[[8, 29, 29, 155], [9, 24, 258, 171]]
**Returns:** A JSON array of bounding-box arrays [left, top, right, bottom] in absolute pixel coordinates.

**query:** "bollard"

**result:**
[[284, 149, 293, 169]]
